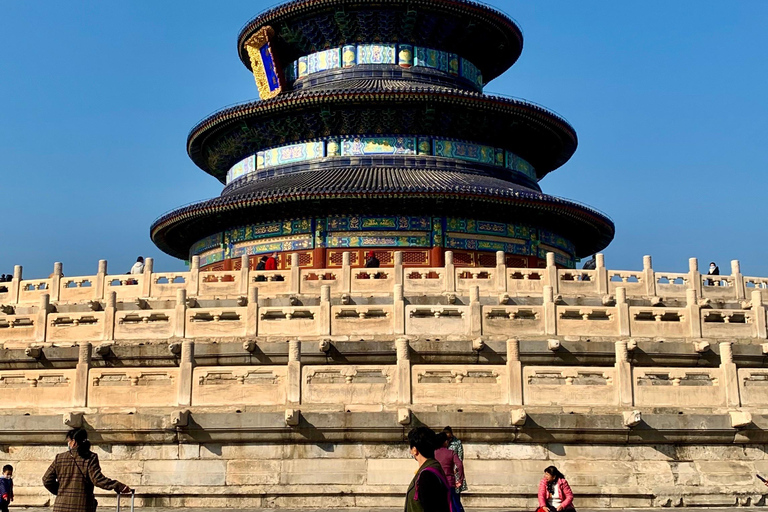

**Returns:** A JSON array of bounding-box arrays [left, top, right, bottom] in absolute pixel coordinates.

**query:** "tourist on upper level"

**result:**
[[443, 426, 467, 495], [265, 253, 278, 271], [43, 428, 132, 512], [580, 254, 596, 281], [707, 261, 720, 286], [254, 255, 269, 281], [434, 432, 465, 512], [0, 275, 6, 282], [537, 466, 576, 512], [129, 256, 145, 275], [365, 250, 380, 268], [405, 427, 451, 512]]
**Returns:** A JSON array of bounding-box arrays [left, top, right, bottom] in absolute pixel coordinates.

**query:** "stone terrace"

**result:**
[[1, 251, 767, 509]]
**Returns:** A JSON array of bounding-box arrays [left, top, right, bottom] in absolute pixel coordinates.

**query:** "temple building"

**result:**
[[150, 0, 614, 270]]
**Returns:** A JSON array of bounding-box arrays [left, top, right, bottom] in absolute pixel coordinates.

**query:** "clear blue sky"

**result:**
[[2, 1, 767, 278]]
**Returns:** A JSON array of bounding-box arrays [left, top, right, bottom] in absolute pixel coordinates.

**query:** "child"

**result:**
[[0, 464, 13, 512]]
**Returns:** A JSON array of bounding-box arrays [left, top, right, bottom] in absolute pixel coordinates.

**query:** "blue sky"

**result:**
[[1, 1, 767, 278]]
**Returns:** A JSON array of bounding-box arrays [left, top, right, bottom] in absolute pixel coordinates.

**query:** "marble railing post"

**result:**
[[320, 285, 331, 335], [341, 252, 351, 293], [35, 293, 50, 342], [239, 254, 250, 296], [395, 337, 411, 405], [731, 260, 745, 300], [643, 255, 656, 297], [174, 289, 187, 338], [393, 284, 405, 335], [496, 251, 507, 292], [544, 253, 558, 294], [394, 251, 404, 286], [245, 286, 258, 337], [444, 251, 455, 293], [615, 340, 633, 407], [719, 342, 741, 407], [752, 290, 767, 339], [142, 257, 153, 298], [50, 262, 63, 302], [103, 291, 116, 341], [188, 256, 200, 297], [689, 257, 702, 299], [687, 289, 702, 339], [596, 253, 608, 295], [9, 265, 22, 304], [506, 338, 522, 405], [95, 260, 107, 301], [543, 285, 557, 335], [469, 285, 482, 336], [290, 253, 300, 295], [73, 342, 91, 407], [616, 287, 630, 336], [177, 341, 195, 407], [287, 340, 301, 405]]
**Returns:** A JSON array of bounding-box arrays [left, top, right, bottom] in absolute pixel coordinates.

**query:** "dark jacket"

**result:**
[[365, 256, 380, 268], [43, 450, 125, 512], [0, 476, 12, 505], [404, 459, 450, 512]]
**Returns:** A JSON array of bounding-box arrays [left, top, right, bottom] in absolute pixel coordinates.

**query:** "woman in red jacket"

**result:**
[[537, 466, 576, 512]]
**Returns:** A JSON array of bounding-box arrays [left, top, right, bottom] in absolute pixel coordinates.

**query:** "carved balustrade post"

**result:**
[[8, 265, 22, 305], [544, 252, 558, 294], [35, 293, 50, 342], [73, 342, 91, 407], [174, 288, 187, 338], [239, 254, 250, 295], [245, 286, 258, 337], [188, 256, 200, 297], [616, 287, 630, 336], [688, 257, 701, 299], [469, 285, 482, 336], [103, 291, 116, 341], [340, 251, 352, 294], [50, 262, 63, 302], [596, 253, 608, 295], [643, 255, 656, 297], [731, 260, 745, 300], [95, 260, 107, 301], [496, 251, 507, 292], [719, 342, 741, 407], [615, 340, 633, 407], [289, 253, 300, 295], [543, 285, 557, 335], [393, 251, 404, 287], [752, 290, 767, 339], [686, 289, 702, 339], [444, 251, 455, 293], [506, 339, 522, 405], [320, 285, 331, 336], [287, 340, 301, 405], [141, 257, 153, 298], [393, 284, 405, 335], [177, 341, 195, 407], [395, 337, 412, 405]]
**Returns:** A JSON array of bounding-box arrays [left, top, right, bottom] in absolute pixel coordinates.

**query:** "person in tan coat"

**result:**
[[42, 429, 131, 512]]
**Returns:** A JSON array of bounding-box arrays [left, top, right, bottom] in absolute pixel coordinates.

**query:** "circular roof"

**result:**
[[237, 0, 524, 83], [187, 80, 577, 183], [151, 167, 613, 259]]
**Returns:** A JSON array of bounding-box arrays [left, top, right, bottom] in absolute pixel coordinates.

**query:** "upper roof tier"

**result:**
[[237, 0, 524, 84]]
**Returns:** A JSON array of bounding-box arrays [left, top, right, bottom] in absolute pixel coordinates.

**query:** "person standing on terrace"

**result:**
[[129, 256, 144, 275]]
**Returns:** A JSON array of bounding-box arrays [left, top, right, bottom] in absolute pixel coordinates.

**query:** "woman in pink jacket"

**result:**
[[536, 466, 576, 512]]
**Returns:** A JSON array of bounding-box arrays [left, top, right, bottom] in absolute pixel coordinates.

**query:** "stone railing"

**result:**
[[2, 252, 767, 344]]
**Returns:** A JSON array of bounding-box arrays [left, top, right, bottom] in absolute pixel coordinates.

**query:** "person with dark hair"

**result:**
[[42, 429, 131, 512], [254, 255, 268, 281], [365, 250, 380, 268], [537, 466, 575, 512], [707, 261, 720, 286], [0, 464, 12, 512], [434, 433, 465, 512], [404, 427, 451, 512], [443, 426, 467, 495]]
